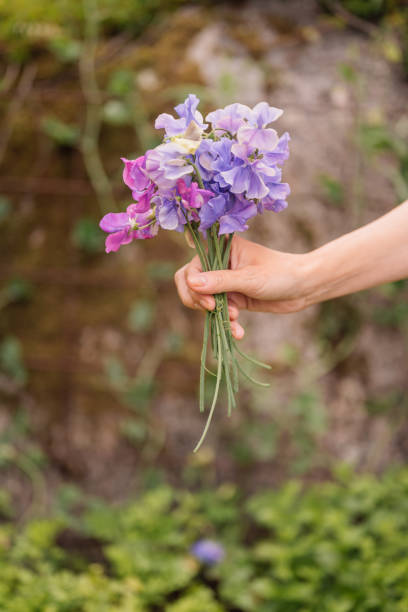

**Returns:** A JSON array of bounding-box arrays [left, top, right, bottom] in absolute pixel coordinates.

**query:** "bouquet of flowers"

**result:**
[[100, 95, 290, 451]]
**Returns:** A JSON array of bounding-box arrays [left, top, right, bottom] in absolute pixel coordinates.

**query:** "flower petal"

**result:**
[[99, 213, 130, 233], [105, 229, 132, 253]]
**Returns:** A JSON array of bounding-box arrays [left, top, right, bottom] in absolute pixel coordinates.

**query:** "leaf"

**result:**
[[42, 117, 80, 147], [127, 299, 156, 332]]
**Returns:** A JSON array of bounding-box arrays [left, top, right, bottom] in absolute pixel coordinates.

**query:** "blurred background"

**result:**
[[1, 0, 408, 609]]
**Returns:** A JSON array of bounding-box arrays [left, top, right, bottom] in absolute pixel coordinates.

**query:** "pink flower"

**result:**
[[99, 203, 157, 253]]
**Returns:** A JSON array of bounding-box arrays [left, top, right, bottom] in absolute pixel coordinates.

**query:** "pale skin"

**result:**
[[174, 201, 408, 339]]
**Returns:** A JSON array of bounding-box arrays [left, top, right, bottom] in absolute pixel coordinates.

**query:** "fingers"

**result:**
[[186, 266, 259, 297], [230, 320, 245, 340], [174, 257, 214, 311]]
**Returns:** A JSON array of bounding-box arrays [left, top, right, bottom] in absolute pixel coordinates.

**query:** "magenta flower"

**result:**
[[121, 156, 151, 200], [99, 204, 157, 253], [177, 179, 214, 210]]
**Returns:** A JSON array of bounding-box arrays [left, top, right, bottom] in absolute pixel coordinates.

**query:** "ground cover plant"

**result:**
[[2, 466, 408, 611]]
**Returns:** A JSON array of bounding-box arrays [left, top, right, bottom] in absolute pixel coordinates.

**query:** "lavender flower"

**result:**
[[191, 539, 225, 565], [145, 142, 194, 191], [155, 93, 207, 139]]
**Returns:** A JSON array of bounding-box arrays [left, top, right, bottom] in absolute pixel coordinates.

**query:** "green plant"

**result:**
[[42, 117, 80, 148], [71, 217, 104, 253], [0, 336, 27, 385], [3, 468, 408, 609]]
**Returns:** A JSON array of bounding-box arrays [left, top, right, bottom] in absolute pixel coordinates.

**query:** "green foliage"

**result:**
[[3, 468, 408, 609], [102, 99, 132, 126], [0, 195, 11, 223], [0, 278, 33, 311], [358, 122, 408, 201], [372, 280, 408, 328], [42, 117, 80, 148], [318, 173, 345, 206], [71, 217, 104, 253], [127, 299, 156, 332], [0, 336, 27, 385], [48, 37, 82, 63]]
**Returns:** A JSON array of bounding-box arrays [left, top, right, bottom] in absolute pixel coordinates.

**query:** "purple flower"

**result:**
[[196, 138, 233, 185], [205, 103, 252, 135], [155, 94, 206, 137], [259, 169, 290, 212], [156, 196, 186, 231], [199, 194, 228, 230], [205, 101, 283, 136], [249, 101, 283, 128], [177, 179, 214, 211], [121, 156, 151, 200], [99, 204, 157, 253], [191, 539, 225, 565], [262, 131, 290, 166], [219, 196, 257, 234], [156, 180, 214, 231], [221, 161, 270, 200], [220, 123, 287, 200], [145, 142, 193, 191], [199, 192, 257, 234]]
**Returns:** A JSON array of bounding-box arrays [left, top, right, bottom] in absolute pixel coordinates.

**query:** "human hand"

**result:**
[[174, 235, 309, 339]]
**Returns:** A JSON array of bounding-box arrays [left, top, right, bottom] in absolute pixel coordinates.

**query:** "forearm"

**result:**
[[303, 201, 408, 306]]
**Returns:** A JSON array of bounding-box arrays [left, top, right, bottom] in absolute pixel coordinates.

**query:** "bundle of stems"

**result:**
[[185, 218, 272, 453]]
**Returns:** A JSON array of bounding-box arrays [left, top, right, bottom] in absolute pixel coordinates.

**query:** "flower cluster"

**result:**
[[99, 94, 290, 252]]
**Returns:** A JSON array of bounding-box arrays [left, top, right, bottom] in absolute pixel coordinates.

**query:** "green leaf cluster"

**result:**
[[2, 468, 408, 610]]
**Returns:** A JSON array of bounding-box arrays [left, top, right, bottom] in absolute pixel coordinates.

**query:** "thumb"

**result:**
[[187, 268, 256, 295]]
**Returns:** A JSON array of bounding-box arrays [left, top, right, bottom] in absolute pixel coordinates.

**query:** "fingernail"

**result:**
[[189, 274, 207, 287]]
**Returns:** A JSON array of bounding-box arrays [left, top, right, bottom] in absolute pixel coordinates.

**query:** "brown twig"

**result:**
[[79, 0, 116, 214], [328, 1, 379, 37], [0, 64, 37, 167]]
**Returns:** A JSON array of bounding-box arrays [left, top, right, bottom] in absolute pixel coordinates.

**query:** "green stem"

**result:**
[[217, 309, 236, 416], [223, 233, 234, 268], [233, 340, 272, 370], [206, 229, 215, 268], [200, 312, 210, 413], [236, 361, 270, 388], [194, 321, 223, 453], [184, 218, 209, 271], [190, 162, 205, 189]]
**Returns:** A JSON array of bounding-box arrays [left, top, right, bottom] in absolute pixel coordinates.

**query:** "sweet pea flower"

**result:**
[[121, 155, 151, 199], [156, 196, 186, 232], [205, 102, 252, 135], [258, 167, 290, 213], [199, 192, 257, 234], [99, 203, 157, 253], [145, 141, 194, 191], [196, 137, 233, 185], [249, 101, 283, 128], [220, 123, 284, 200], [156, 179, 214, 231], [177, 179, 214, 210], [155, 93, 206, 137], [190, 539, 225, 565]]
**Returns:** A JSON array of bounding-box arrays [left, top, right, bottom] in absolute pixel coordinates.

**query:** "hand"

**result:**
[[174, 235, 309, 340]]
